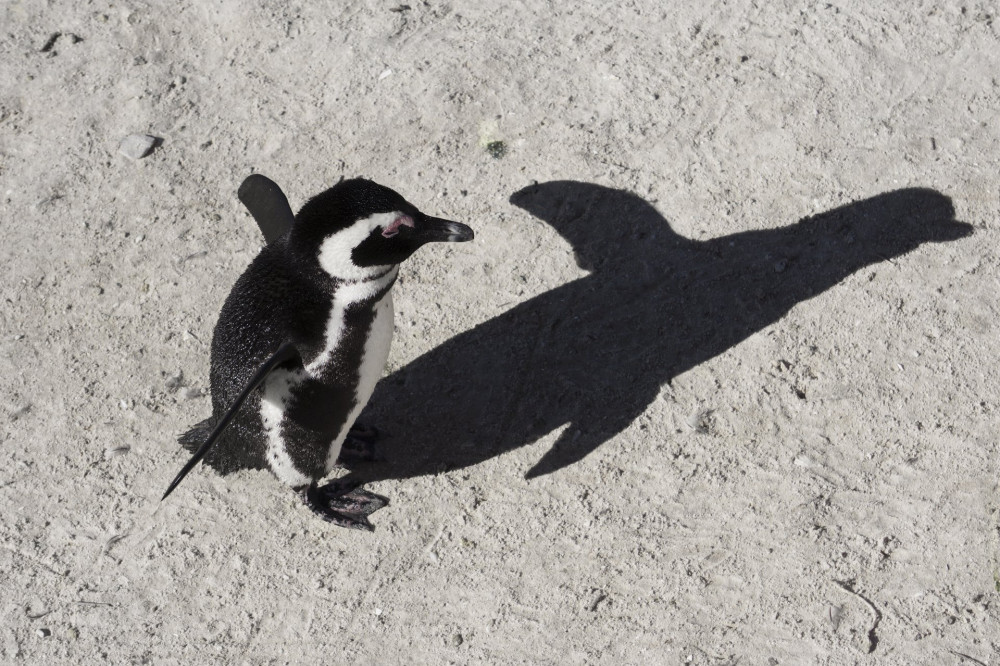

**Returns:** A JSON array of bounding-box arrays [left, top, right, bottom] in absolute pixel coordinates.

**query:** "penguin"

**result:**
[[162, 175, 474, 529]]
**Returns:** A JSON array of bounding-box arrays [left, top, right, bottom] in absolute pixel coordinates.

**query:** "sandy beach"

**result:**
[[1, 1, 998, 663]]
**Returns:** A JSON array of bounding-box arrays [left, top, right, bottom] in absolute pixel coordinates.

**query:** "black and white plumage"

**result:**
[[163, 175, 473, 529]]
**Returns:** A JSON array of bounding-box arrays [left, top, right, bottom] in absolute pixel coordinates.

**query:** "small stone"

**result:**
[[485, 141, 507, 159], [66, 627, 79, 640], [103, 534, 126, 554], [9, 404, 31, 421], [587, 591, 608, 612], [119, 134, 160, 160], [164, 373, 184, 391], [450, 632, 463, 646], [793, 454, 814, 468], [37, 628, 51, 638], [40, 33, 61, 52], [688, 408, 715, 434]]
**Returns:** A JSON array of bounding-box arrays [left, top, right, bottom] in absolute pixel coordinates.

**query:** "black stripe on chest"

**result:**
[[279, 275, 394, 477]]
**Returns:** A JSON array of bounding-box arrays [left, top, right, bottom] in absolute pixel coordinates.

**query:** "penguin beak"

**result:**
[[410, 216, 474, 244]]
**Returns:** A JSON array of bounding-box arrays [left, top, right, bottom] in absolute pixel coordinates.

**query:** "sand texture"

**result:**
[[2, 1, 999, 664]]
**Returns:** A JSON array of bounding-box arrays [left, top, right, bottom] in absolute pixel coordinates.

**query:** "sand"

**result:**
[[1, 1, 998, 663]]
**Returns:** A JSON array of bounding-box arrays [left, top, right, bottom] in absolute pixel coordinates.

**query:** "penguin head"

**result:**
[[291, 178, 473, 281]]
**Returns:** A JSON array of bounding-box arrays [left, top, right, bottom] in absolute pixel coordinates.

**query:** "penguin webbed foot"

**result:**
[[298, 479, 388, 531], [335, 423, 383, 466]]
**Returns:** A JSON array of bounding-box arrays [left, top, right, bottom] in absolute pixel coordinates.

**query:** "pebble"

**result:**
[[9, 404, 31, 421], [180, 387, 204, 400], [485, 140, 507, 159], [164, 373, 184, 391], [118, 134, 160, 160], [36, 628, 51, 638]]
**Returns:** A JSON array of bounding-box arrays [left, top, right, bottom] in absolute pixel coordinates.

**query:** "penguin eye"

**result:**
[[381, 214, 415, 238]]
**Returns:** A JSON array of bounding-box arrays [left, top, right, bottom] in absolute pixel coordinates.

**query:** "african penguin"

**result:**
[[162, 175, 474, 530]]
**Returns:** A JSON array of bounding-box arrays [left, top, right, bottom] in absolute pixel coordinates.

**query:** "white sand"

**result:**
[[2, 1, 998, 663]]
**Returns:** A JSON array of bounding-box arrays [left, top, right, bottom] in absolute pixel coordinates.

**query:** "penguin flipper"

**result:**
[[238, 174, 295, 244], [162, 342, 302, 501]]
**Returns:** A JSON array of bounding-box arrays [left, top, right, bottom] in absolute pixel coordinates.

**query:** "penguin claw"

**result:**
[[335, 425, 383, 466], [299, 480, 388, 530]]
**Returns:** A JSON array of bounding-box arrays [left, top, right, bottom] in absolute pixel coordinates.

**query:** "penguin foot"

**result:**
[[336, 424, 382, 466], [298, 480, 388, 531]]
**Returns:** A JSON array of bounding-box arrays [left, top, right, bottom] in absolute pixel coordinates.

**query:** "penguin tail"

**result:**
[[178, 418, 214, 453]]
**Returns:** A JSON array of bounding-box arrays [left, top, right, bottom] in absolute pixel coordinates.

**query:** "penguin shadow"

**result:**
[[347, 182, 972, 483]]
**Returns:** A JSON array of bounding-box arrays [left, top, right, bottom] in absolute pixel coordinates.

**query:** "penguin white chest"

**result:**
[[260, 268, 398, 487], [358, 291, 394, 405], [320, 290, 394, 471]]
